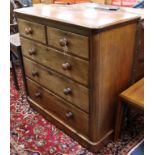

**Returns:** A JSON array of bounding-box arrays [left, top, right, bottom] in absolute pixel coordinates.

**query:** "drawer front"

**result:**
[[17, 19, 46, 43], [21, 37, 88, 86], [47, 27, 89, 59], [27, 78, 89, 136], [23, 58, 89, 113]]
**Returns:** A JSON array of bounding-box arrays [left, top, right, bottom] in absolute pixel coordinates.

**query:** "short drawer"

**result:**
[[47, 27, 89, 59], [23, 57, 89, 113], [27, 78, 89, 136], [21, 37, 88, 86], [17, 19, 46, 43]]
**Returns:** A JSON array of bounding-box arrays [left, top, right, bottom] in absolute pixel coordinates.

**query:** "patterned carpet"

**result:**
[[10, 69, 144, 155]]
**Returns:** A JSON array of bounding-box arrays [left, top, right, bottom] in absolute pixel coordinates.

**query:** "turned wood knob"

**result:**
[[25, 27, 33, 35], [66, 112, 73, 118], [63, 88, 72, 95], [35, 92, 41, 98], [32, 70, 38, 77], [62, 62, 71, 70], [28, 47, 36, 55], [59, 38, 69, 47]]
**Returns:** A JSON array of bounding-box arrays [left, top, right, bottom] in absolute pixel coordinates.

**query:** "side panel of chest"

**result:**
[[89, 23, 137, 142]]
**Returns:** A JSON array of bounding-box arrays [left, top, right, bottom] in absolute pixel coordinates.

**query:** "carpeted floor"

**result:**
[[10, 69, 144, 155]]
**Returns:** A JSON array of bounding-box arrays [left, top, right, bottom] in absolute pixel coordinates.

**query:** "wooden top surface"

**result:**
[[14, 3, 141, 29], [119, 7, 144, 20], [120, 78, 144, 109], [75, 3, 144, 19]]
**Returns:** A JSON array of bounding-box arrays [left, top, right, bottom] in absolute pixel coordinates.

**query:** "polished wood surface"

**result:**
[[120, 7, 144, 20], [15, 3, 141, 152], [47, 27, 89, 59], [23, 57, 89, 112], [21, 37, 89, 85], [14, 4, 140, 29], [90, 23, 137, 142], [18, 18, 46, 43], [27, 78, 89, 136], [115, 78, 144, 140], [120, 78, 144, 109]]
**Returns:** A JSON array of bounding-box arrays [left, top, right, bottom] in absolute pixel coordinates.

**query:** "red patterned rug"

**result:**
[[10, 69, 144, 155]]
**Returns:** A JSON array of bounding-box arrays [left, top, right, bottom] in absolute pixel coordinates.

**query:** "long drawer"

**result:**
[[21, 37, 88, 86], [47, 27, 89, 59], [27, 78, 89, 136], [17, 19, 46, 44], [23, 57, 89, 113]]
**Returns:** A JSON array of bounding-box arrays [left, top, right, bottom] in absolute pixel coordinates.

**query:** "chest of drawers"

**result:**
[[15, 4, 140, 152]]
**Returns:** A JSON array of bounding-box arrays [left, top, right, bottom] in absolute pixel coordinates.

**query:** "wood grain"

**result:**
[[21, 37, 89, 85], [120, 78, 144, 109], [114, 78, 144, 140], [14, 4, 140, 29], [27, 78, 89, 136], [23, 57, 89, 113], [90, 23, 137, 141], [17, 18, 46, 43], [47, 26, 89, 59]]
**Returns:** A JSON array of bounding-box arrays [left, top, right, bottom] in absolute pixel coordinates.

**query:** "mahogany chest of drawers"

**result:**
[[15, 4, 140, 151]]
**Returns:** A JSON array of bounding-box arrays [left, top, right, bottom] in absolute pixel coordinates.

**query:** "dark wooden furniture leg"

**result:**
[[114, 99, 124, 141], [10, 51, 19, 90]]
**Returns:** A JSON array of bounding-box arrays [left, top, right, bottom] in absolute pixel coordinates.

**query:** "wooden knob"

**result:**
[[32, 70, 38, 77], [25, 27, 33, 35], [35, 92, 41, 98], [59, 38, 68, 47], [28, 47, 36, 55], [66, 112, 73, 118], [62, 62, 71, 70], [63, 88, 72, 95]]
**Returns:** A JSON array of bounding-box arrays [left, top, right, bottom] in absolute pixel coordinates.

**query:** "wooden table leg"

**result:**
[[114, 99, 124, 141], [10, 51, 19, 90]]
